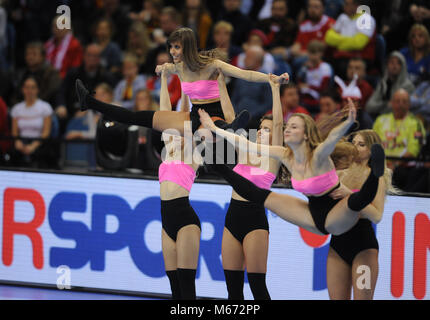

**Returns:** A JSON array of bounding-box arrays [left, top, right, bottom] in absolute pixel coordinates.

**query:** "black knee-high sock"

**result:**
[[224, 270, 245, 300], [177, 268, 197, 300], [85, 95, 155, 128], [247, 273, 271, 300], [347, 171, 379, 211], [211, 164, 271, 205], [166, 270, 181, 300]]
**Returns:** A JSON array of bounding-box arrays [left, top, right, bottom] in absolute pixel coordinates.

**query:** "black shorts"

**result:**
[[161, 197, 201, 242], [190, 101, 225, 133], [307, 184, 341, 235], [225, 198, 269, 244], [330, 218, 379, 266]]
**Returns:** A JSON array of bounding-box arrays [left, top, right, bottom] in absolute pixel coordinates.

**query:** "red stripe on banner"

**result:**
[[391, 211, 405, 298]]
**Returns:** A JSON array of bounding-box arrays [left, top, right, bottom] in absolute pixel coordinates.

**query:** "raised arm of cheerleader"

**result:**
[[269, 73, 284, 147], [198, 108, 288, 163], [314, 98, 356, 164], [213, 59, 289, 84], [159, 69, 172, 111], [217, 70, 235, 123]]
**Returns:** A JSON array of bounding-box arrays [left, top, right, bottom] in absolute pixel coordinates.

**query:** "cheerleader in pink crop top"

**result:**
[[200, 98, 386, 240], [158, 160, 197, 192], [219, 73, 285, 300]]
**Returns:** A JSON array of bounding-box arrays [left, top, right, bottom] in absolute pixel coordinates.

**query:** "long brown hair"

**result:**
[[287, 113, 323, 166], [167, 27, 216, 72]]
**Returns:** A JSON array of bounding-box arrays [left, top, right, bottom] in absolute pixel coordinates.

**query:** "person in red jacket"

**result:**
[[45, 15, 83, 79], [146, 51, 182, 109]]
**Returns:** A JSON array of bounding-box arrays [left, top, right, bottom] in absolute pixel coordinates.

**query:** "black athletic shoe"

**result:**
[[75, 79, 89, 111], [370, 144, 385, 177]]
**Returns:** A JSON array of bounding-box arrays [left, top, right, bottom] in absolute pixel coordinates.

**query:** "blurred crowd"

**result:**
[[0, 0, 429, 193]]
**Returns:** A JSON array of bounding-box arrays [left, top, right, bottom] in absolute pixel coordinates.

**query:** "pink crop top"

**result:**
[[181, 80, 220, 100], [158, 160, 196, 192], [291, 169, 339, 195], [233, 164, 276, 190]]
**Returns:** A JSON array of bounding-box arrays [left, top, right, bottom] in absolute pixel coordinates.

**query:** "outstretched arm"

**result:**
[[198, 108, 288, 162], [314, 99, 356, 163], [159, 70, 172, 111], [217, 70, 235, 123], [213, 59, 289, 84], [269, 73, 284, 147]]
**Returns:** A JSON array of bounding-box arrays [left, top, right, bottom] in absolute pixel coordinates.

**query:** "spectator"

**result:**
[[366, 51, 415, 117], [56, 43, 116, 132], [256, 0, 298, 56], [146, 51, 181, 108], [114, 53, 147, 110], [93, 0, 132, 50], [93, 18, 123, 77], [400, 24, 430, 85], [334, 74, 374, 131], [45, 15, 83, 79], [63, 84, 110, 166], [265, 82, 310, 122], [10, 77, 57, 168], [13, 42, 61, 107], [410, 78, 430, 122], [384, 1, 430, 53], [127, 21, 154, 72], [230, 46, 272, 121], [157, 6, 182, 41], [143, 6, 181, 75], [373, 89, 426, 159], [182, 0, 213, 49], [289, 0, 335, 60], [315, 89, 341, 124], [216, 0, 255, 47], [129, 0, 163, 35], [324, 0, 377, 76], [297, 40, 332, 113], [133, 88, 162, 171], [211, 20, 242, 62], [345, 57, 373, 108], [233, 29, 276, 74]]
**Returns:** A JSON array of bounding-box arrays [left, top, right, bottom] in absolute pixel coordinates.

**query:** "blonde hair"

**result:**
[[331, 139, 358, 170], [214, 20, 234, 34], [127, 21, 153, 65], [287, 113, 323, 166], [349, 130, 400, 195], [409, 24, 430, 57]]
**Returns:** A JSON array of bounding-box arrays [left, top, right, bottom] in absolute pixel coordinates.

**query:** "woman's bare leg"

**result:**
[[326, 247, 352, 300], [243, 230, 269, 274], [351, 249, 379, 300], [263, 192, 324, 235], [176, 225, 201, 269]]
